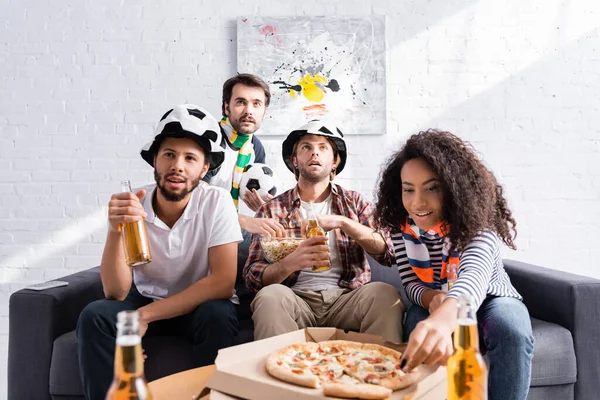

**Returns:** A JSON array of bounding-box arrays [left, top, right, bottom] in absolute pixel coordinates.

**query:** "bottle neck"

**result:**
[[121, 180, 132, 193], [114, 335, 145, 377], [454, 294, 480, 352], [114, 311, 145, 377], [454, 319, 480, 352]]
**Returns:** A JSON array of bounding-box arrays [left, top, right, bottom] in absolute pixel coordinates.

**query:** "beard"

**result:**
[[297, 164, 331, 183], [154, 170, 201, 202], [230, 115, 261, 135]]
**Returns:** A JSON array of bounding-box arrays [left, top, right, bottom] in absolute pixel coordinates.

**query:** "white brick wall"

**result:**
[[1, 0, 600, 397]]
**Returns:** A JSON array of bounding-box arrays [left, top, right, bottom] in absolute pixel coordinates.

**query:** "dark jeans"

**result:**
[[403, 296, 534, 400], [76, 286, 238, 400]]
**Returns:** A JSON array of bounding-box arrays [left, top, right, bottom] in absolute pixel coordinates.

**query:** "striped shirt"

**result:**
[[243, 183, 394, 294], [391, 230, 522, 309]]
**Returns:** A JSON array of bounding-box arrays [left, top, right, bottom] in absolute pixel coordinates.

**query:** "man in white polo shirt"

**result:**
[[76, 104, 242, 400]]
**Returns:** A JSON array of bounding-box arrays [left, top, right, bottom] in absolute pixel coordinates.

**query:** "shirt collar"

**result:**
[[291, 182, 339, 207]]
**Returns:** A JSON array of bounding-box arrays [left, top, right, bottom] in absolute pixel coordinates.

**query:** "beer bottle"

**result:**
[[447, 294, 488, 400], [120, 180, 152, 267], [446, 263, 458, 290], [305, 202, 331, 272], [105, 310, 152, 400]]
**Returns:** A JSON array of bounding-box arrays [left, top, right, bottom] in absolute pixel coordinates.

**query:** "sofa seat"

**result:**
[[529, 317, 577, 384]]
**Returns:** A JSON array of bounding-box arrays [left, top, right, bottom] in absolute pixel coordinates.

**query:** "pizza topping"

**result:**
[[291, 369, 304, 374], [374, 365, 389, 372], [365, 373, 379, 383]]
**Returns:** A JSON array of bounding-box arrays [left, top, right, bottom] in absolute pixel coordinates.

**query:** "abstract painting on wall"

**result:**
[[237, 16, 386, 135]]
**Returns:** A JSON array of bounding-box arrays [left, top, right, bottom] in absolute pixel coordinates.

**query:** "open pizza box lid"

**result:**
[[207, 328, 446, 399]]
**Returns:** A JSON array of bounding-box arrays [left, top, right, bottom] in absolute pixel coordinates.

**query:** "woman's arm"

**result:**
[[400, 232, 499, 371]]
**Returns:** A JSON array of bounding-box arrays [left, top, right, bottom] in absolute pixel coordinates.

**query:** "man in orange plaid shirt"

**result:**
[[243, 120, 404, 342]]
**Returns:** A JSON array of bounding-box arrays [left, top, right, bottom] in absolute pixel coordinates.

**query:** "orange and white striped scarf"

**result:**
[[400, 218, 460, 288]]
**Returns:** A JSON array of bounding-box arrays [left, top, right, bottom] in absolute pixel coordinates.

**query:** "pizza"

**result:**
[[265, 340, 421, 399]]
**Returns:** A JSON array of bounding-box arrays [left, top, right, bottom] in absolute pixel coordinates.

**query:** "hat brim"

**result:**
[[140, 131, 224, 171]]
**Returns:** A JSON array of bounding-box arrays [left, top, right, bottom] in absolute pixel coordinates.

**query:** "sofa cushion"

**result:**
[[529, 317, 577, 386]]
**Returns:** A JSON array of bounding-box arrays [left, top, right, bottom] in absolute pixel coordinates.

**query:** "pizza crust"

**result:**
[[323, 383, 392, 400], [266, 363, 320, 388], [379, 367, 421, 390]]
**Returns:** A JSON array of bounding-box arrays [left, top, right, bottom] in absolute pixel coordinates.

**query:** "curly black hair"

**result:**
[[374, 129, 517, 252]]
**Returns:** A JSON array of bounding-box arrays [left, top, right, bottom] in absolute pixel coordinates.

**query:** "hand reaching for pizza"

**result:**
[[283, 236, 330, 272], [400, 302, 457, 372]]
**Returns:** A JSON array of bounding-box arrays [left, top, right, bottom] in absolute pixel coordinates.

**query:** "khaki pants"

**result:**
[[251, 282, 404, 343]]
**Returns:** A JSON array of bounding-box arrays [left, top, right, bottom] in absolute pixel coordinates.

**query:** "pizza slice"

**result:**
[[344, 344, 421, 391], [265, 343, 321, 388]]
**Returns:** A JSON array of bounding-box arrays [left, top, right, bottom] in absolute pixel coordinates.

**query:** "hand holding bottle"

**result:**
[[108, 188, 147, 233], [281, 236, 330, 273], [303, 202, 332, 273], [112, 181, 152, 267]]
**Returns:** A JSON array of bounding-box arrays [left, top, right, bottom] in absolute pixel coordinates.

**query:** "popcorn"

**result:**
[[259, 236, 303, 263]]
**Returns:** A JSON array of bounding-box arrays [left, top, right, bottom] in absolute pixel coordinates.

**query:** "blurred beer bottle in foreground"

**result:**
[[447, 294, 488, 400], [105, 310, 152, 400], [120, 180, 152, 267], [305, 202, 331, 273]]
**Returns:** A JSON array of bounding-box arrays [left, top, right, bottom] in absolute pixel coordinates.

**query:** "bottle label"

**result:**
[[116, 335, 141, 346]]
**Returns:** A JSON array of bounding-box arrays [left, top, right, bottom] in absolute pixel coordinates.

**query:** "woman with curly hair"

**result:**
[[374, 129, 534, 400]]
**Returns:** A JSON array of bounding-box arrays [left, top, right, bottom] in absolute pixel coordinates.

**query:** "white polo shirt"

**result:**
[[132, 182, 243, 303]]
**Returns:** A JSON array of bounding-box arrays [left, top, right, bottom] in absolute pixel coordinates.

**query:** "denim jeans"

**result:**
[[404, 296, 534, 400], [76, 286, 238, 400]]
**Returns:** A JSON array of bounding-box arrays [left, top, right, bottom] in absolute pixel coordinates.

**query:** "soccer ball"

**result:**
[[239, 163, 277, 201]]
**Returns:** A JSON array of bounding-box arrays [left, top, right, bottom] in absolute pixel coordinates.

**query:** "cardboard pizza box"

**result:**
[[207, 328, 447, 399]]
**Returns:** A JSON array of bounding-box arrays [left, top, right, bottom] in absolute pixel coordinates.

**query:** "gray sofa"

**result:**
[[8, 257, 600, 400]]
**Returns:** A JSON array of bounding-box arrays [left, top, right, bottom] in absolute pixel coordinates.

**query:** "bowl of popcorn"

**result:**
[[259, 235, 304, 263]]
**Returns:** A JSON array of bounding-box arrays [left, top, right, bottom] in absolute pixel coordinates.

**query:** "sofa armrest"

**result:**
[[503, 259, 600, 400], [8, 267, 104, 400]]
